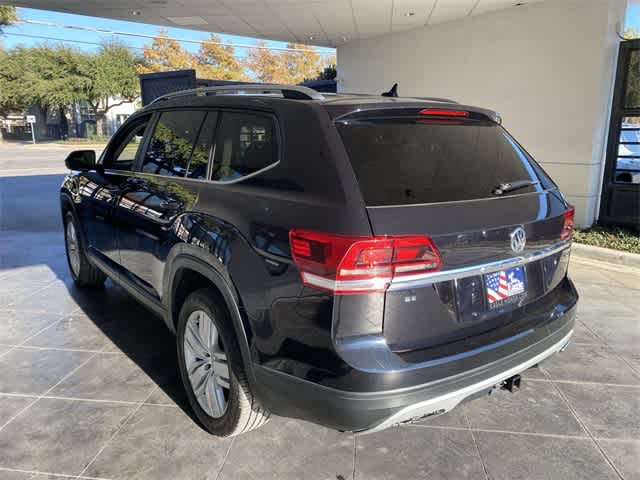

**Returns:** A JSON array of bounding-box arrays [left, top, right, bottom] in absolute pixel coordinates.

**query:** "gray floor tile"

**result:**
[[0, 347, 92, 395], [520, 363, 547, 379], [474, 431, 618, 480], [559, 382, 640, 439], [8, 281, 87, 316], [84, 404, 232, 480], [219, 417, 354, 480], [570, 322, 602, 344], [0, 286, 45, 308], [355, 426, 485, 480], [0, 470, 32, 479], [24, 312, 114, 351], [465, 380, 585, 436], [543, 343, 640, 385], [578, 305, 639, 348], [598, 439, 640, 480], [0, 310, 61, 345], [0, 395, 33, 426], [49, 353, 157, 402], [616, 346, 640, 374], [0, 397, 135, 476]]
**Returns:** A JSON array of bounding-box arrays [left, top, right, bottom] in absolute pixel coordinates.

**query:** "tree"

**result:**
[[624, 27, 640, 40], [0, 46, 86, 139], [82, 43, 139, 135], [196, 33, 246, 81], [0, 5, 16, 32], [316, 64, 337, 80], [245, 41, 290, 83], [246, 42, 331, 84], [136, 31, 197, 74], [137, 32, 247, 81]]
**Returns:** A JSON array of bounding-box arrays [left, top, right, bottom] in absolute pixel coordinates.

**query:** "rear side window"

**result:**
[[142, 110, 214, 179], [211, 112, 278, 182], [336, 119, 544, 205]]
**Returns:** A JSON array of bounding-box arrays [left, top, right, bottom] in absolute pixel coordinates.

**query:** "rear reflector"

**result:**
[[289, 230, 442, 295], [419, 108, 469, 118], [560, 206, 575, 241]]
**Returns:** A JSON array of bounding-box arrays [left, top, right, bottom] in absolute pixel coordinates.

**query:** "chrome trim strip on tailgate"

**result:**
[[388, 240, 571, 291], [359, 329, 573, 435]]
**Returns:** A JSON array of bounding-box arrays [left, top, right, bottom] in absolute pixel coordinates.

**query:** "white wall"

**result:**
[[337, 0, 626, 227]]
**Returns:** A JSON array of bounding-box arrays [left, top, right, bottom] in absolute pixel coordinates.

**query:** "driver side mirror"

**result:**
[[65, 150, 96, 171]]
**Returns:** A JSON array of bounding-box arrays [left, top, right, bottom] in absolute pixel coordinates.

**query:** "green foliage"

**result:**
[[623, 27, 640, 40], [0, 42, 139, 125], [81, 42, 139, 118], [574, 226, 640, 254], [0, 45, 86, 115], [0, 5, 17, 30], [316, 64, 337, 80]]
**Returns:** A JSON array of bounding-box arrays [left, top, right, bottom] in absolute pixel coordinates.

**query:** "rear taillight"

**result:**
[[560, 206, 575, 241], [289, 230, 442, 295]]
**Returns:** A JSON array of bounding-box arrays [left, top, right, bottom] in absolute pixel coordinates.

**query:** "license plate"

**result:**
[[485, 266, 527, 309]]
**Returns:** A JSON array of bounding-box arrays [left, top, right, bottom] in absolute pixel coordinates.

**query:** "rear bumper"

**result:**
[[254, 315, 574, 432]]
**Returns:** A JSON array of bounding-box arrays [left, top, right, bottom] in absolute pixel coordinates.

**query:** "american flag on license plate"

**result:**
[[486, 267, 525, 304], [486, 271, 509, 304]]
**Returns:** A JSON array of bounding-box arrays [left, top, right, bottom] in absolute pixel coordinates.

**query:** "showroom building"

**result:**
[[12, 0, 638, 227]]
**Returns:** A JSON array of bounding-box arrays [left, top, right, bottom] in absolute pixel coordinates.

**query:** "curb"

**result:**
[[571, 242, 640, 269]]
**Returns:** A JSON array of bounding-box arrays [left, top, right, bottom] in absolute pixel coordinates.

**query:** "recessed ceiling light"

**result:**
[[514, 1, 526, 5], [405, 12, 415, 17], [165, 16, 208, 26], [130, 10, 141, 16], [308, 35, 314, 40]]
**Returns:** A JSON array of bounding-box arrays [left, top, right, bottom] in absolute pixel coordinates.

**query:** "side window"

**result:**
[[105, 117, 150, 171], [141, 110, 213, 178], [211, 112, 278, 182]]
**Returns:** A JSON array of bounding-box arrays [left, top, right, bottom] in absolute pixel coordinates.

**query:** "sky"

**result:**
[[1, 7, 336, 61], [627, 2, 640, 31]]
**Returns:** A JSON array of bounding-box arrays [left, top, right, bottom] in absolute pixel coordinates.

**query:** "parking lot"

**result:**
[[0, 143, 638, 480]]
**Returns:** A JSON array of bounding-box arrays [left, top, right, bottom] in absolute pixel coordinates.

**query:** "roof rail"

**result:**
[[150, 84, 325, 104]]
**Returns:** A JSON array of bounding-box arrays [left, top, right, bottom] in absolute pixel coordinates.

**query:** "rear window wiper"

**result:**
[[492, 179, 540, 195]]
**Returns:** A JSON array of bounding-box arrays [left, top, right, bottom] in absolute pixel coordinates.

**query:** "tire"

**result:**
[[63, 211, 106, 288], [177, 288, 270, 437]]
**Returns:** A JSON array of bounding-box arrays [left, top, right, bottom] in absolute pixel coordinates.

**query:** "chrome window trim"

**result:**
[[388, 240, 571, 291]]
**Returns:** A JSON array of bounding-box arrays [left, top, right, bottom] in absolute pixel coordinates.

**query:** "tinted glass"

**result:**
[[142, 111, 207, 177], [108, 119, 149, 171], [616, 117, 640, 184], [188, 112, 217, 179], [337, 119, 542, 205], [211, 112, 277, 182], [625, 49, 640, 109]]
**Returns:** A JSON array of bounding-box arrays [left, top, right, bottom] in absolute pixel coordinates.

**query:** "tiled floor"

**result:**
[[0, 233, 638, 480], [0, 153, 638, 479]]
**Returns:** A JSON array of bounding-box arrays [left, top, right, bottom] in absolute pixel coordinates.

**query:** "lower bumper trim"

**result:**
[[359, 329, 572, 435]]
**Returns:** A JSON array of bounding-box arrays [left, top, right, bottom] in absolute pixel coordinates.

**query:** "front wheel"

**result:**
[[64, 211, 106, 288], [177, 288, 270, 436]]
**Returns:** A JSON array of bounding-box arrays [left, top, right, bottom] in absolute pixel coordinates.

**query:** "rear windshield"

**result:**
[[336, 119, 546, 206]]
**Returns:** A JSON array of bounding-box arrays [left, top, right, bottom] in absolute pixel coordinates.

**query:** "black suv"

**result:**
[[60, 85, 577, 437]]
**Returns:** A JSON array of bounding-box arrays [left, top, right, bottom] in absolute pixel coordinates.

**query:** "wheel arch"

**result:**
[[164, 248, 256, 388]]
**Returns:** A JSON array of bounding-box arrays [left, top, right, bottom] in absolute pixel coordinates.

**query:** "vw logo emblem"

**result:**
[[510, 227, 526, 253]]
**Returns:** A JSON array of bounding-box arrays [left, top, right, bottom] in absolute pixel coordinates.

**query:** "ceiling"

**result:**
[[11, 0, 543, 47]]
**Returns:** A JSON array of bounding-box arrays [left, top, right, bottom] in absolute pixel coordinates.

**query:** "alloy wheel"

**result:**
[[183, 309, 230, 418], [66, 220, 81, 277]]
